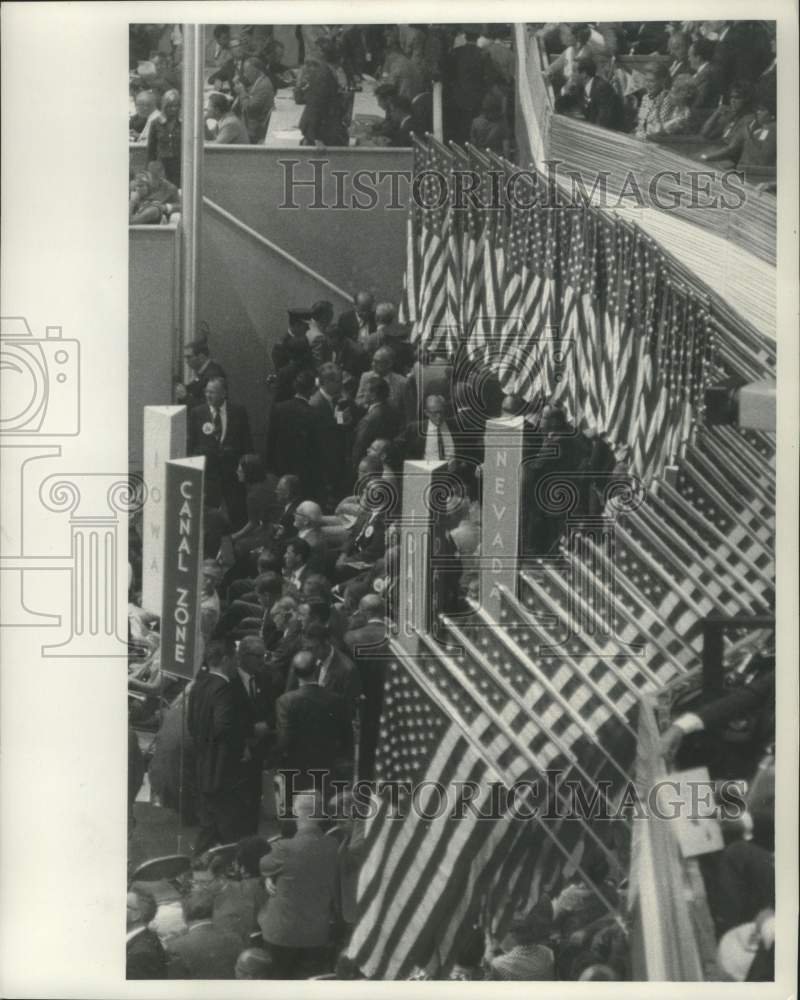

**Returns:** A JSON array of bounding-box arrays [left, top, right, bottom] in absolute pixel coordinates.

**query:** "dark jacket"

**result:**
[[266, 396, 324, 500], [127, 928, 167, 980], [166, 921, 243, 979], [184, 359, 226, 408], [341, 507, 386, 565], [337, 308, 376, 341], [397, 417, 461, 462], [187, 671, 250, 795], [188, 401, 253, 508], [212, 876, 267, 944], [351, 402, 401, 469], [582, 76, 625, 130], [690, 62, 723, 128], [273, 684, 353, 775], [298, 59, 348, 146]]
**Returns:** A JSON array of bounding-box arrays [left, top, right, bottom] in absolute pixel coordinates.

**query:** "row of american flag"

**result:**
[[398, 135, 719, 483]]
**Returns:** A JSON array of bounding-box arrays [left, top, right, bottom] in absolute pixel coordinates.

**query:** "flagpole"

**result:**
[[180, 24, 205, 367]]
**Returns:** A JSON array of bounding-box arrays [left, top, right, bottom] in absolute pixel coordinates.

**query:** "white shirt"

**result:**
[[209, 400, 228, 443], [237, 667, 256, 697], [423, 420, 455, 461], [317, 645, 335, 687]]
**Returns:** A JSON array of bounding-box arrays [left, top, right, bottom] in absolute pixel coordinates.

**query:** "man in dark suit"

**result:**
[[188, 377, 253, 528], [232, 636, 275, 832], [187, 638, 253, 855], [344, 593, 388, 781], [271, 474, 301, 554], [351, 376, 401, 471], [397, 393, 460, 462], [336, 290, 376, 345], [167, 889, 243, 979], [712, 21, 772, 91], [127, 888, 167, 979], [177, 338, 226, 408], [264, 595, 303, 690], [272, 650, 354, 793], [266, 369, 324, 502], [574, 56, 625, 130], [309, 362, 348, 503], [444, 27, 489, 144], [688, 37, 723, 129], [336, 456, 388, 580], [301, 622, 362, 712]]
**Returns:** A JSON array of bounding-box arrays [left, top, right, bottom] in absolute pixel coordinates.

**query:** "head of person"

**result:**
[[754, 91, 776, 126], [573, 24, 592, 48], [359, 593, 385, 620], [275, 473, 300, 506], [234, 834, 270, 878], [574, 56, 597, 87], [301, 621, 332, 661], [270, 595, 298, 631], [668, 29, 689, 60], [181, 888, 215, 925], [237, 635, 266, 677], [542, 405, 568, 433], [424, 394, 446, 427], [375, 302, 395, 329], [146, 159, 167, 186], [480, 90, 504, 121], [728, 81, 753, 115], [317, 362, 343, 398], [201, 559, 222, 596], [355, 290, 375, 319], [316, 35, 338, 64], [207, 91, 232, 119], [135, 90, 157, 118], [235, 947, 273, 980], [297, 598, 330, 630], [287, 307, 310, 338], [309, 299, 334, 330], [371, 346, 395, 378], [205, 636, 237, 678], [255, 571, 283, 610], [367, 376, 391, 409], [237, 452, 265, 485], [126, 887, 157, 930], [204, 376, 227, 409], [213, 24, 231, 47], [184, 337, 210, 372], [644, 62, 670, 97], [292, 500, 322, 533], [375, 81, 399, 112], [367, 437, 391, 462], [283, 536, 311, 573], [356, 453, 383, 497], [269, 39, 285, 66], [343, 578, 371, 614], [670, 73, 697, 110], [689, 36, 714, 70], [289, 648, 318, 685], [133, 172, 153, 200], [301, 573, 332, 602], [161, 89, 181, 119], [292, 368, 317, 400], [243, 56, 266, 84]]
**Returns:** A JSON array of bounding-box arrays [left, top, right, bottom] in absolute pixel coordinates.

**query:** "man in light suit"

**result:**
[[188, 377, 253, 528], [234, 56, 275, 143], [257, 791, 340, 978]]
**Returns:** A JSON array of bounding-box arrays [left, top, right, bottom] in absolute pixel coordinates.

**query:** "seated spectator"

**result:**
[[271, 651, 353, 795], [264, 595, 302, 688], [257, 792, 340, 978], [146, 88, 182, 186], [732, 93, 776, 181], [552, 854, 618, 938], [356, 346, 407, 413], [213, 569, 282, 641], [700, 81, 754, 144], [266, 39, 295, 91], [635, 63, 675, 138], [291, 501, 328, 573], [337, 456, 388, 579], [470, 90, 511, 156], [572, 56, 625, 130], [129, 172, 166, 225], [211, 835, 270, 944], [351, 377, 401, 470], [647, 73, 697, 136], [233, 56, 275, 144], [487, 902, 555, 980], [127, 887, 167, 979], [687, 36, 723, 128], [166, 889, 243, 979], [666, 29, 691, 80], [235, 947, 275, 979], [146, 159, 180, 213], [130, 89, 157, 141], [206, 91, 249, 143], [282, 536, 313, 597]]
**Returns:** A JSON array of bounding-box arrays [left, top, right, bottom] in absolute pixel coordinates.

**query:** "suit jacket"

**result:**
[[237, 73, 275, 143], [309, 389, 348, 497], [298, 58, 348, 146], [447, 43, 488, 114], [166, 921, 243, 979], [690, 62, 723, 128], [258, 827, 339, 947], [127, 927, 167, 979], [397, 418, 460, 462], [273, 683, 353, 775], [212, 876, 267, 944], [344, 618, 387, 656], [326, 334, 370, 378], [341, 507, 386, 564], [356, 370, 407, 412], [298, 528, 328, 574], [188, 402, 253, 506], [266, 396, 324, 500], [265, 620, 303, 690], [187, 671, 250, 795], [337, 308, 376, 342], [185, 359, 226, 408], [582, 76, 625, 130], [351, 403, 401, 469]]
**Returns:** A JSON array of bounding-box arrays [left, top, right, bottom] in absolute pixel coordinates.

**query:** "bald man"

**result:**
[[356, 346, 407, 413], [235, 947, 274, 979], [396, 393, 460, 462], [292, 499, 328, 573]]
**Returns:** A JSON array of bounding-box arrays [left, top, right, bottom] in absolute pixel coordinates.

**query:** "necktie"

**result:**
[[249, 676, 257, 700], [437, 424, 446, 460], [212, 407, 222, 442]]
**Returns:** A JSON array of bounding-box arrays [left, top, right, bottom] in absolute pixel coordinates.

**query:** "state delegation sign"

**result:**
[[160, 456, 205, 679]]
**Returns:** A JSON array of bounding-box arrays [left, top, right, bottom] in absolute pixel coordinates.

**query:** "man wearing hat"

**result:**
[[177, 338, 226, 408]]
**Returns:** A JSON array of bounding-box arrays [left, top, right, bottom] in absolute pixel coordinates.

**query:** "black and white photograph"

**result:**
[[1, 4, 797, 996]]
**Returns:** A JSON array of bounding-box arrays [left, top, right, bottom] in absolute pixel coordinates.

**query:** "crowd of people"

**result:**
[[537, 20, 777, 187]]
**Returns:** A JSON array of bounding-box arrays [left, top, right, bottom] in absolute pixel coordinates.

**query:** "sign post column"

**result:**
[[480, 414, 525, 618]]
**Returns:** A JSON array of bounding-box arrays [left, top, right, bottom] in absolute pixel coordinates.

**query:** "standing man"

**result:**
[[688, 37, 723, 129], [146, 88, 182, 186], [351, 377, 401, 470], [444, 27, 488, 144], [305, 301, 334, 367], [266, 370, 324, 502], [189, 377, 253, 528], [177, 338, 226, 408], [234, 56, 275, 144], [310, 361, 347, 503], [232, 636, 274, 833], [187, 638, 252, 856], [356, 346, 407, 414], [337, 290, 376, 345], [397, 393, 459, 462]]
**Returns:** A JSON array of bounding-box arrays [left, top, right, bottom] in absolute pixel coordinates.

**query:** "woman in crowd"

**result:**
[[645, 73, 697, 137], [146, 88, 182, 186], [207, 91, 250, 144], [700, 81, 755, 145], [129, 173, 166, 225], [634, 63, 674, 139], [229, 454, 278, 563]]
